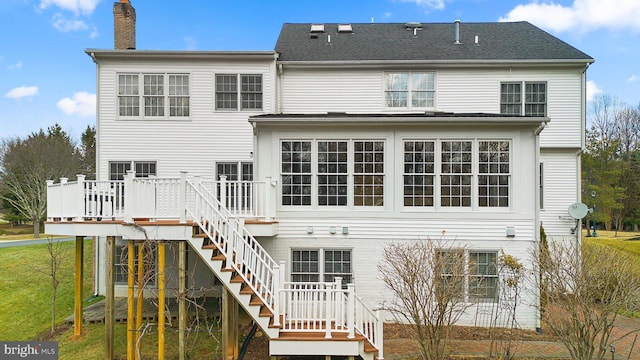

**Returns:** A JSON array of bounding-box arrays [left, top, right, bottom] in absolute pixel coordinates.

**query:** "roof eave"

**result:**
[[250, 115, 550, 127], [85, 49, 278, 61], [276, 59, 594, 67]]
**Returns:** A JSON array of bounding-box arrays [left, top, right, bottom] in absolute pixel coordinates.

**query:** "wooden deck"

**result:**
[[65, 297, 221, 324]]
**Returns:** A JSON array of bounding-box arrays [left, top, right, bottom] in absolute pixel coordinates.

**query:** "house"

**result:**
[[46, 1, 593, 359]]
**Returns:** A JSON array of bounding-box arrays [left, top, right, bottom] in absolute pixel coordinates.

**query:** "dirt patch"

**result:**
[[383, 323, 558, 342], [34, 323, 72, 341]]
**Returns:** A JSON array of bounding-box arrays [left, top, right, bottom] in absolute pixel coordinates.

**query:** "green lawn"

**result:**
[[0, 239, 94, 340]]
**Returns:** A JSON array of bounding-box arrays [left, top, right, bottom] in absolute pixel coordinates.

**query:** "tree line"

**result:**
[[0, 124, 95, 237], [582, 94, 640, 232]]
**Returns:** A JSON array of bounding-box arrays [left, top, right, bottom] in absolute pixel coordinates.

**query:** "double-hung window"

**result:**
[[385, 72, 435, 109], [403, 141, 435, 206], [215, 74, 263, 110], [292, 249, 352, 286], [440, 141, 473, 207], [281, 141, 312, 206], [353, 141, 385, 207], [317, 141, 348, 206], [118, 73, 190, 118], [478, 141, 510, 207], [437, 249, 498, 303], [500, 81, 546, 116], [216, 162, 254, 210]]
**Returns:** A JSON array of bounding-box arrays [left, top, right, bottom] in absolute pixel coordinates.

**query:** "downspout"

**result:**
[[277, 62, 284, 114], [578, 62, 591, 247], [534, 119, 547, 331], [90, 51, 101, 296]]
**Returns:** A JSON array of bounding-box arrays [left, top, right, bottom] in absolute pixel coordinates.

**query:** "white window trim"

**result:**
[[383, 71, 436, 111], [279, 138, 386, 210], [400, 138, 512, 211], [116, 73, 191, 120]]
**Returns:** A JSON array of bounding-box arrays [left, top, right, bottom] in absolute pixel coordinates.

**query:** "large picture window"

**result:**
[[281, 141, 312, 206], [384, 72, 435, 109], [118, 73, 189, 118], [500, 81, 546, 116]]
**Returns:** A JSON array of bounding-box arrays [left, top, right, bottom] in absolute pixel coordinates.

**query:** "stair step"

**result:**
[[202, 243, 218, 250], [230, 274, 245, 284], [239, 286, 255, 295], [249, 295, 263, 306], [211, 253, 226, 261], [259, 305, 273, 317]]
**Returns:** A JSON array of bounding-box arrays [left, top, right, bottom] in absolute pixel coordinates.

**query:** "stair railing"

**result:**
[[184, 176, 280, 325]]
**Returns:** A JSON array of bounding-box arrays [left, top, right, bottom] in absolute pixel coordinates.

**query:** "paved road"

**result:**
[[0, 237, 76, 249]]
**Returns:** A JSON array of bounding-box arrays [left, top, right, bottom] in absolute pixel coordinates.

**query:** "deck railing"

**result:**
[[46, 172, 276, 221]]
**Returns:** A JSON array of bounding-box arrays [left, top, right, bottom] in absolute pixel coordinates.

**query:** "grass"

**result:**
[[585, 229, 640, 258], [0, 239, 94, 341]]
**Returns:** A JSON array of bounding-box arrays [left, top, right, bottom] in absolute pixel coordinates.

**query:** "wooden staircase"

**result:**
[[184, 179, 383, 359]]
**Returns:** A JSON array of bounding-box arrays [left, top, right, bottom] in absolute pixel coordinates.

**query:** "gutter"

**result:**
[[276, 58, 596, 68]]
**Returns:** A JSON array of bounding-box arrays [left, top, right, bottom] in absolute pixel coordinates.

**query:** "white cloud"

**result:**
[[499, 0, 640, 33], [586, 80, 602, 102], [384, 12, 393, 18], [627, 74, 639, 83], [39, 0, 100, 16], [7, 61, 22, 70], [57, 92, 96, 117], [89, 26, 98, 39], [396, 0, 448, 11], [52, 14, 88, 32], [5, 86, 39, 100]]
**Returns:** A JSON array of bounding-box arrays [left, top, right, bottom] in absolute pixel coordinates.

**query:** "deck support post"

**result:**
[[222, 287, 239, 360], [178, 241, 187, 360], [105, 236, 115, 360], [135, 242, 144, 360], [127, 240, 135, 360], [158, 241, 166, 360], [72, 236, 84, 339]]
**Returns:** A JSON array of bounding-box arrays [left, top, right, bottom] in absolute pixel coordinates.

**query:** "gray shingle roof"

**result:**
[[275, 22, 593, 62]]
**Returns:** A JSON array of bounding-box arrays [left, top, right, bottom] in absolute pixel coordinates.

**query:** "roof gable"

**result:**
[[275, 22, 593, 63]]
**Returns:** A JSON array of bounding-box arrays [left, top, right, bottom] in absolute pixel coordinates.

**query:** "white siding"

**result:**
[[97, 59, 276, 180], [280, 66, 584, 148], [540, 149, 581, 242], [260, 217, 539, 329]]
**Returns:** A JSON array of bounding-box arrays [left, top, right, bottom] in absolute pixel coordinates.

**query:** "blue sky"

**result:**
[[1, 0, 639, 140]]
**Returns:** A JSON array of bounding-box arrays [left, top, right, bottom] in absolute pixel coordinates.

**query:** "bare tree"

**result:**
[[378, 239, 476, 360], [538, 240, 640, 360], [37, 237, 67, 334]]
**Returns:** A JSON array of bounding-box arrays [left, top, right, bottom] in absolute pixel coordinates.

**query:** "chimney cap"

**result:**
[[120, 0, 130, 3]]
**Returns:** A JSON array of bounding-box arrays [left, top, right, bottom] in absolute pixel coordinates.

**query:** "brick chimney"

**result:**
[[113, 0, 136, 50]]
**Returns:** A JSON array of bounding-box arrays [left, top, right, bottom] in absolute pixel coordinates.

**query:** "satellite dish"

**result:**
[[568, 203, 589, 219]]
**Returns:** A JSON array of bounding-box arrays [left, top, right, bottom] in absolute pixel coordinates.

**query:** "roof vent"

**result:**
[[338, 24, 353, 33], [405, 22, 422, 29], [454, 19, 461, 44], [310, 24, 325, 33]]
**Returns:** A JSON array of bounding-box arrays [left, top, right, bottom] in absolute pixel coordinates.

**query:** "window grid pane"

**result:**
[[216, 75, 238, 110], [469, 251, 498, 303], [384, 73, 408, 107], [353, 141, 384, 207], [118, 74, 139, 116], [478, 141, 510, 207], [134, 162, 157, 178], [441, 141, 472, 207], [318, 141, 348, 206], [525, 82, 547, 116], [109, 162, 131, 181], [411, 73, 435, 108], [324, 250, 352, 287], [143, 75, 165, 117], [404, 141, 435, 207], [500, 82, 522, 115], [115, 240, 156, 286], [168, 75, 190, 117], [291, 250, 319, 282], [281, 141, 312, 206], [241, 75, 263, 110]]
